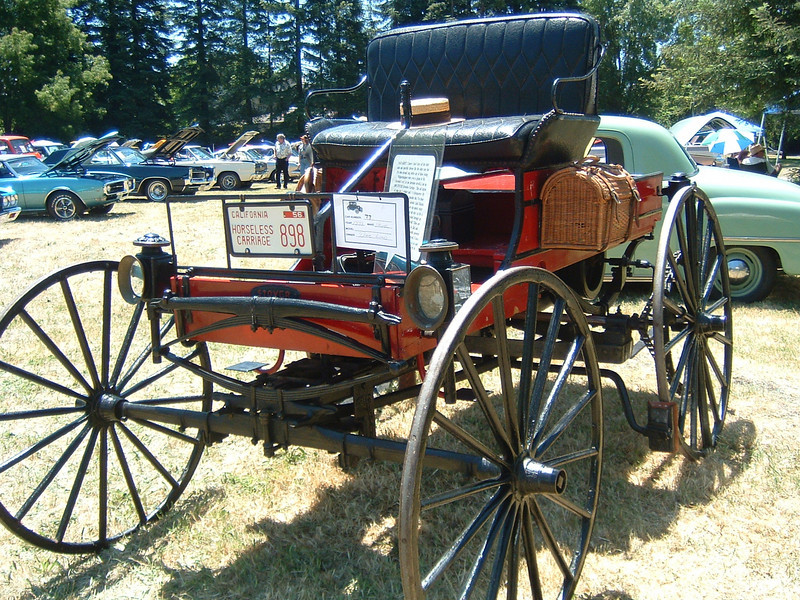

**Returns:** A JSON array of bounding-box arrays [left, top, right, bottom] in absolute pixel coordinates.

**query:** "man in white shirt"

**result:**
[[274, 133, 292, 189]]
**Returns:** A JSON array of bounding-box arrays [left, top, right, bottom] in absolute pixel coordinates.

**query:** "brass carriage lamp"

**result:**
[[419, 239, 471, 323], [118, 232, 173, 304]]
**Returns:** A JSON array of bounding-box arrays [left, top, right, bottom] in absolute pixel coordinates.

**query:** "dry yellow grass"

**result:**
[[0, 187, 799, 599]]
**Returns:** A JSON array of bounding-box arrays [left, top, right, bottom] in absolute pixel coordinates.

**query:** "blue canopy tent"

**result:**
[[669, 111, 763, 146]]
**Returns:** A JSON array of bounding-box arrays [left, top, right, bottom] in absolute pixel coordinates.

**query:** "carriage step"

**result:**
[[646, 401, 679, 453]]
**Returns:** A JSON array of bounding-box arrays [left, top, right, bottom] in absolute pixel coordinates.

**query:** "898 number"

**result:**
[[279, 223, 306, 249]]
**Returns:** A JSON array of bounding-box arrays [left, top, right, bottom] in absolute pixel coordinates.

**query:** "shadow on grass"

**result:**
[[15, 378, 757, 599], [19, 487, 224, 599]]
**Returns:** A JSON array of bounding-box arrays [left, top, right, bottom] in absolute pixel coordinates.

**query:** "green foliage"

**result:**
[[0, 0, 110, 139], [644, 0, 800, 127], [2, 0, 799, 145]]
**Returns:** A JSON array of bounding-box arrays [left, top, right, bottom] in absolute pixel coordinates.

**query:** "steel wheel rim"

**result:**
[[53, 195, 77, 220], [653, 186, 733, 459], [400, 266, 603, 599], [0, 261, 211, 552], [148, 182, 168, 201]]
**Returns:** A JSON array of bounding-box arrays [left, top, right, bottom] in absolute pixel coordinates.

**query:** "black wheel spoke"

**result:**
[[18, 310, 92, 394], [110, 426, 147, 525], [110, 301, 145, 387], [526, 299, 565, 443], [547, 446, 601, 468], [528, 333, 583, 450], [491, 297, 520, 450], [129, 417, 204, 447], [433, 411, 509, 468], [0, 359, 87, 402], [505, 505, 521, 600], [99, 427, 108, 544], [455, 343, 513, 452], [530, 499, 572, 581], [0, 405, 85, 422], [0, 416, 87, 475], [101, 269, 113, 387], [422, 488, 508, 591], [15, 423, 92, 520], [535, 389, 597, 458], [60, 278, 100, 390], [459, 497, 514, 600], [517, 284, 541, 446], [421, 478, 507, 512], [57, 427, 99, 542], [521, 508, 544, 600], [117, 423, 179, 489], [486, 501, 517, 599], [117, 317, 175, 391]]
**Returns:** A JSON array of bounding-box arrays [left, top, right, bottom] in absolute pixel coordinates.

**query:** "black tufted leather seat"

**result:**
[[311, 13, 602, 171]]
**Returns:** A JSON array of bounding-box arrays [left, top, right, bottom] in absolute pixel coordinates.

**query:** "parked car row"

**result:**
[[0, 127, 290, 221]]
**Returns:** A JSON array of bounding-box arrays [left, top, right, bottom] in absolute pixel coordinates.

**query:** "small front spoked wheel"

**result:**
[[400, 267, 603, 600], [0, 261, 212, 552], [653, 185, 733, 459]]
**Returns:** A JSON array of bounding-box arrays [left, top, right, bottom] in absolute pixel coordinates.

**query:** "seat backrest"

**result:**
[[366, 13, 600, 122]]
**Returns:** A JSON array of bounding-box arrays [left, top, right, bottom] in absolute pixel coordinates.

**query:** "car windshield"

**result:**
[[188, 146, 214, 160], [90, 147, 146, 165], [4, 156, 47, 176], [9, 139, 35, 154]]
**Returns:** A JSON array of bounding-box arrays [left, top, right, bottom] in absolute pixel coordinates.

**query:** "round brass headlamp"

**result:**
[[118, 255, 147, 304], [405, 264, 448, 331]]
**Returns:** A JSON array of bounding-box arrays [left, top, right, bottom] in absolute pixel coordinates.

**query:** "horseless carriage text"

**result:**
[[0, 13, 733, 599]]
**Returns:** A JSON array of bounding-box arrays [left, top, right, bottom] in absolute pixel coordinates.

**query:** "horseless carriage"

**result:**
[[0, 13, 733, 599]]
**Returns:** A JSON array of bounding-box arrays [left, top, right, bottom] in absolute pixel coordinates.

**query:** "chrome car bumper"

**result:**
[[1, 206, 21, 224]]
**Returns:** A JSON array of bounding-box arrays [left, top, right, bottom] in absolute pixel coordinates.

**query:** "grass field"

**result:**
[[0, 187, 799, 599]]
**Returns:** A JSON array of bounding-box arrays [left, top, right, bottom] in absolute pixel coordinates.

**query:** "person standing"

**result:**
[[295, 134, 313, 176], [274, 133, 292, 189]]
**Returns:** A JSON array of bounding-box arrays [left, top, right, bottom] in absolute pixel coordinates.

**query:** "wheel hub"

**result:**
[[697, 312, 727, 334], [512, 455, 567, 498], [727, 258, 751, 284], [94, 393, 126, 424]]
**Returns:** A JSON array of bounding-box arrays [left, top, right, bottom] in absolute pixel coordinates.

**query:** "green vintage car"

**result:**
[[596, 115, 800, 302], [0, 148, 134, 221]]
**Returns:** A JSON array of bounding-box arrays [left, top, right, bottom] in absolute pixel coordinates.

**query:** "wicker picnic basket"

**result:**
[[540, 157, 639, 251]]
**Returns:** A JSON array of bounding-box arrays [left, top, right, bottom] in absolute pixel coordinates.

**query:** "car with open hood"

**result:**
[[144, 127, 265, 190], [0, 137, 134, 220], [44, 133, 215, 202], [596, 115, 800, 302]]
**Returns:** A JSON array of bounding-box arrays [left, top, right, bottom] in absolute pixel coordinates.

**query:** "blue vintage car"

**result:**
[[596, 115, 800, 302], [0, 147, 134, 221]]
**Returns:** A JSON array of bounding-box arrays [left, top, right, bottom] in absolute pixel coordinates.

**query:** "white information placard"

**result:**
[[224, 202, 314, 256], [332, 194, 407, 255], [387, 153, 437, 262]]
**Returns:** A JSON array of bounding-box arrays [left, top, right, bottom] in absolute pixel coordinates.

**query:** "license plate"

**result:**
[[224, 201, 314, 257]]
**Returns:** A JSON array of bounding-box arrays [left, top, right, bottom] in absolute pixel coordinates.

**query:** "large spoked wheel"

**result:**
[[0, 261, 211, 552], [400, 267, 603, 600], [653, 186, 733, 460]]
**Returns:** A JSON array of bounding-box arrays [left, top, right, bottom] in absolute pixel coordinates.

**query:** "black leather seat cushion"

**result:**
[[312, 112, 600, 171]]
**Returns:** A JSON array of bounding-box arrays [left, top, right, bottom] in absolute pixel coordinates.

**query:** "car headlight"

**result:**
[[405, 265, 448, 331], [118, 255, 147, 304]]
